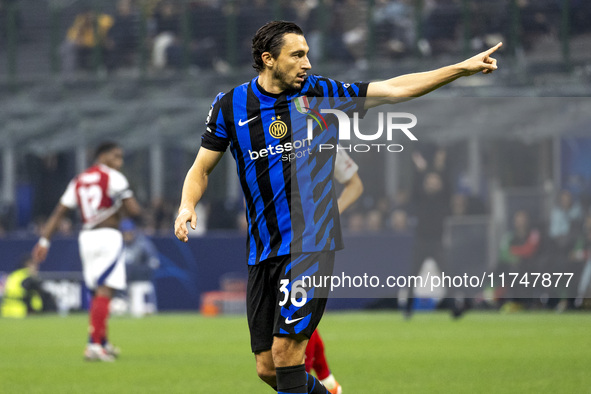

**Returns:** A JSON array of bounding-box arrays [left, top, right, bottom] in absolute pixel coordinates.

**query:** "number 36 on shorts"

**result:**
[[278, 279, 308, 308]]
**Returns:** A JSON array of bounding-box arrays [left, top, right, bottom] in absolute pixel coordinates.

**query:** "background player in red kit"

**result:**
[[33, 142, 141, 362], [305, 149, 363, 394]]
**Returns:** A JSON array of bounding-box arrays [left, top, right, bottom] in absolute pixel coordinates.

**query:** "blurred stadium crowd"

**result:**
[[1, 0, 591, 75], [0, 0, 591, 303]]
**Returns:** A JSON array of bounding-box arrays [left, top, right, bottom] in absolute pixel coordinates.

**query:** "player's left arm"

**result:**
[[338, 172, 364, 214], [110, 172, 142, 218], [122, 196, 142, 218], [334, 150, 364, 213], [364, 43, 502, 108]]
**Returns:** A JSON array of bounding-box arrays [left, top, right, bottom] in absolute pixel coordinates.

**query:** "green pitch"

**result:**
[[1, 311, 590, 393]]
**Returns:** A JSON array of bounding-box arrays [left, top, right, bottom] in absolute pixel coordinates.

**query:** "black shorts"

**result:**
[[247, 251, 335, 354]]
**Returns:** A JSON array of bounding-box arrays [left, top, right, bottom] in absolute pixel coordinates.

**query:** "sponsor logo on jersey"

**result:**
[[248, 138, 311, 161]]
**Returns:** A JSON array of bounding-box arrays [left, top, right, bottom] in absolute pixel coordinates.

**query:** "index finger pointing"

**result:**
[[485, 42, 503, 56]]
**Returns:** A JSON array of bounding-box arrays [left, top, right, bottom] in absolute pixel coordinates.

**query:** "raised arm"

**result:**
[[365, 43, 502, 108], [174, 147, 225, 242]]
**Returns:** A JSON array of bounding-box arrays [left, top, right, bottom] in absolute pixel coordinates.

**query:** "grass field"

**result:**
[[1, 311, 590, 393]]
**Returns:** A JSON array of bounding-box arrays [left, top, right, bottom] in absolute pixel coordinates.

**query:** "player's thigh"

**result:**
[[101, 248, 126, 291], [247, 262, 278, 353], [78, 228, 125, 291], [272, 251, 335, 340]]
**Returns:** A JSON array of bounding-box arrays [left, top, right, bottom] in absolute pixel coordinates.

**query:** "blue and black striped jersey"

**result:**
[[202, 75, 368, 265]]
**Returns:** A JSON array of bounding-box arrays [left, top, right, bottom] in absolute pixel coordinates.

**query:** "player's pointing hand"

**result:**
[[460, 42, 502, 76], [174, 207, 197, 243]]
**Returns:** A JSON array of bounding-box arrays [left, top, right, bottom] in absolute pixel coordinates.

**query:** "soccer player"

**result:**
[[33, 142, 141, 362], [174, 21, 500, 393], [305, 149, 363, 394], [334, 150, 364, 214]]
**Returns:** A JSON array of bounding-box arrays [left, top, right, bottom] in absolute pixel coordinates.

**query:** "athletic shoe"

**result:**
[[84, 344, 115, 362], [328, 382, 342, 394], [104, 343, 121, 358]]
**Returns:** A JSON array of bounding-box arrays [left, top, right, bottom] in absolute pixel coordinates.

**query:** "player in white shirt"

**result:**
[[334, 149, 364, 214], [304, 149, 363, 394], [33, 142, 141, 362]]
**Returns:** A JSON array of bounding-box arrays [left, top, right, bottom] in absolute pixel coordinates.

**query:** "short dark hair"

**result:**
[[94, 141, 120, 159], [252, 21, 304, 72]]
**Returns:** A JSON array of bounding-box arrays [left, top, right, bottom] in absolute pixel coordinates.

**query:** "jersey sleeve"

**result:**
[[108, 170, 133, 201], [59, 180, 78, 209], [305, 75, 369, 99], [304, 75, 369, 117], [334, 79, 369, 99], [201, 93, 230, 152], [334, 149, 359, 184], [335, 79, 369, 117]]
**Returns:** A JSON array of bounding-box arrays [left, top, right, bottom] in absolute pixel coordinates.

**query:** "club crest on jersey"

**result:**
[[269, 116, 288, 139]]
